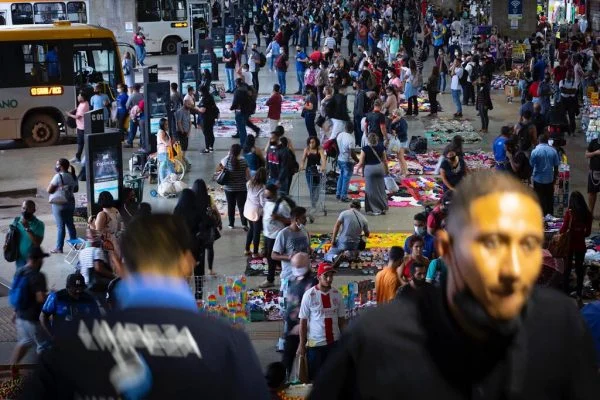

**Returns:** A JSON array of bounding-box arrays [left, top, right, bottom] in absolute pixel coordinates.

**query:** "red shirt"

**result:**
[[553, 65, 567, 84], [309, 51, 323, 64], [266, 92, 282, 120], [273, 31, 284, 45], [427, 205, 445, 234], [560, 209, 592, 252], [529, 81, 540, 98]]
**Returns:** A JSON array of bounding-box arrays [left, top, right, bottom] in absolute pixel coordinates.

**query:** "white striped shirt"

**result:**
[[324, 36, 336, 50]]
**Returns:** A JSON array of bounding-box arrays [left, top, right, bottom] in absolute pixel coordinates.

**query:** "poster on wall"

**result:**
[[92, 147, 120, 202], [508, 0, 523, 19]]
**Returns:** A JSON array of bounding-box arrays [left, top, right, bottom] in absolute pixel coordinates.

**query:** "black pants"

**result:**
[[246, 118, 260, 135], [75, 129, 85, 160], [563, 250, 586, 297], [197, 243, 215, 274], [428, 91, 438, 114], [353, 114, 363, 144], [203, 119, 215, 149], [255, 31, 261, 47], [265, 236, 278, 283], [246, 219, 263, 253], [407, 95, 418, 115], [562, 96, 577, 134], [224, 190, 247, 227], [175, 131, 189, 151], [479, 105, 489, 130], [307, 343, 337, 382], [533, 181, 555, 216], [117, 113, 127, 140], [462, 83, 471, 105], [282, 334, 300, 377], [252, 71, 259, 93]]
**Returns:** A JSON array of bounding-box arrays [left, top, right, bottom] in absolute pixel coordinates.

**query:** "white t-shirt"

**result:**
[[560, 79, 576, 98], [78, 246, 108, 284], [262, 199, 291, 239], [299, 286, 346, 347], [273, 226, 310, 281], [451, 67, 463, 90], [336, 131, 356, 163]]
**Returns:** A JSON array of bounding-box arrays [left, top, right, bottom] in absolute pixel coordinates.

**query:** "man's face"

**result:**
[[448, 192, 543, 320], [22, 201, 35, 216], [293, 213, 307, 227], [412, 267, 426, 284], [411, 241, 423, 257], [67, 287, 83, 299], [318, 271, 334, 289]]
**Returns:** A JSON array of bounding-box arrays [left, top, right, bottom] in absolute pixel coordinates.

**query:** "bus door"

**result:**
[[188, 0, 210, 49], [72, 42, 120, 101]]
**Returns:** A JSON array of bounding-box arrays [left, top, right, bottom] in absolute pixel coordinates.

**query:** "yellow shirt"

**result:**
[[375, 267, 400, 304]]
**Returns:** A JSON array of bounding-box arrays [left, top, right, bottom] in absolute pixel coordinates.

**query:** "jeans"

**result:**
[[325, 240, 359, 262], [479, 105, 489, 130], [564, 250, 586, 297], [269, 52, 279, 70], [277, 70, 287, 95], [278, 175, 290, 196], [235, 111, 248, 147], [157, 152, 173, 182], [533, 181, 555, 217], [245, 219, 263, 254], [127, 120, 139, 145], [336, 161, 354, 200], [135, 45, 146, 66], [407, 95, 418, 115], [52, 203, 76, 251], [296, 70, 305, 93], [265, 237, 278, 283], [305, 170, 320, 209], [307, 342, 337, 381], [75, 129, 85, 160], [451, 89, 462, 114], [304, 113, 317, 137], [224, 190, 247, 228], [439, 72, 446, 92], [225, 68, 235, 91]]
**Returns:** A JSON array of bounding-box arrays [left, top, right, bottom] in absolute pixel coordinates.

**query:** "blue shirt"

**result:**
[[493, 135, 508, 169], [404, 233, 435, 260], [116, 92, 128, 116], [296, 51, 307, 72], [90, 93, 110, 121], [520, 101, 534, 117], [41, 289, 100, 330], [582, 301, 600, 367], [115, 274, 198, 312], [530, 143, 559, 184]]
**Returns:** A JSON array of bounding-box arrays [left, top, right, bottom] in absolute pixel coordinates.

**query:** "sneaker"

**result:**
[[340, 197, 351, 203], [259, 280, 275, 288], [202, 149, 211, 154], [228, 225, 234, 229], [242, 225, 249, 232], [208, 147, 214, 152], [232, 134, 240, 138], [69, 157, 80, 164]]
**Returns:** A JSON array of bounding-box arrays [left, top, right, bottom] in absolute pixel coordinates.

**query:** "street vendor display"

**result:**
[[214, 118, 293, 137], [423, 117, 482, 144], [217, 95, 304, 116]]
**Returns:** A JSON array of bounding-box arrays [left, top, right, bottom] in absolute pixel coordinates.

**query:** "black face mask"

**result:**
[[22, 211, 33, 220], [452, 287, 524, 338], [55, 166, 61, 173]]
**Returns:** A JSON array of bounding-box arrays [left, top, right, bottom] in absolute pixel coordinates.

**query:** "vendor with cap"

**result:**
[[310, 170, 600, 398], [298, 262, 346, 381]]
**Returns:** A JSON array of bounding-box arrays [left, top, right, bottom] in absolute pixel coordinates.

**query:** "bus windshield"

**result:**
[[73, 44, 118, 94]]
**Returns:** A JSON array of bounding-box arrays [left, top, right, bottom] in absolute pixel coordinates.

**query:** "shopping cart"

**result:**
[[123, 175, 145, 203], [290, 170, 327, 222]]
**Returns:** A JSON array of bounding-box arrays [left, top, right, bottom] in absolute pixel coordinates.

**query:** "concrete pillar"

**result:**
[[90, 0, 136, 45], [491, 0, 537, 40]]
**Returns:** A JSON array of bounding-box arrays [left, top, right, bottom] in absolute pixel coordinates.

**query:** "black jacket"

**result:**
[[230, 85, 252, 115]]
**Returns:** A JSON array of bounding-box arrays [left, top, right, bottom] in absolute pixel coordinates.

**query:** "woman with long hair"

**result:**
[[356, 133, 389, 215], [427, 65, 440, 117], [47, 158, 78, 253], [156, 117, 173, 182], [476, 75, 492, 133], [243, 167, 267, 256], [243, 134, 265, 177], [198, 84, 218, 153], [300, 136, 327, 222], [303, 85, 319, 137], [216, 143, 250, 229], [404, 59, 421, 116], [192, 179, 222, 277], [91, 191, 122, 253], [561, 191, 593, 304]]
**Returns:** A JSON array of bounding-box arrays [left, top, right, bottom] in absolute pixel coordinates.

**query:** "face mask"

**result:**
[[414, 226, 426, 236], [548, 139, 554, 146], [55, 166, 61, 172], [388, 73, 392, 78], [455, 51, 459, 56], [292, 266, 308, 277], [22, 211, 33, 220], [296, 222, 304, 230]]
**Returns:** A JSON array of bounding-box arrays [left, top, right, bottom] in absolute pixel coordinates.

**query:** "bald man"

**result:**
[[282, 252, 317, 376], [14, 200, 44, 270]]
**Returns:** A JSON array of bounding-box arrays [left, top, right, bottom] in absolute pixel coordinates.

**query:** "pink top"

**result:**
[[75, 101, 89, 130]]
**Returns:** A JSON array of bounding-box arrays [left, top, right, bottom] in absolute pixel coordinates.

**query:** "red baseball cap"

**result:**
[[317, 262, 336, 277]]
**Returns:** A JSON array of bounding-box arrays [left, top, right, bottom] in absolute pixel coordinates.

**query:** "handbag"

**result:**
[[215, 168, 229, 185], [548, 214, 572, 258], [352, 210, 367, 250], [49, 174, 68, 205]]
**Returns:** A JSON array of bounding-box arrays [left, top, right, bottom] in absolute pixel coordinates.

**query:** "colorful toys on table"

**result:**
[[199, 275, 249, 326], [247, 289, 283, 321]]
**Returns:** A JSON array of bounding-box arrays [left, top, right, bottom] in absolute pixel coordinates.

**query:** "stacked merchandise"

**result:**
[[400, 177, 444, 205], [347, 178, 423, 207], [490, 73, 520, 90], [197, 275, 249, 326], [246, 289, 283, 321], [582, 103, 600, 142], [397, 90, 442, 113], [424, 117, 482, 144], [554, 158, 570, 216]]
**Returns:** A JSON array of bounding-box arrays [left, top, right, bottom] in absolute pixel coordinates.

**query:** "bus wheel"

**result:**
[[162, 37, 179, 55], [22, 114, 60, 147]]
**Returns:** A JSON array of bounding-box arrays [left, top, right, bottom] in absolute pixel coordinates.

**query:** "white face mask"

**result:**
[[296, 223, 304, 230], [292, 266, 308, 277], [414, 225, 426, 236], [548, 139, 554, 146]]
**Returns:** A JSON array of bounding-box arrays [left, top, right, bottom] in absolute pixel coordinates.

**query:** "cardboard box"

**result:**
[[504, 85, 520, 97]]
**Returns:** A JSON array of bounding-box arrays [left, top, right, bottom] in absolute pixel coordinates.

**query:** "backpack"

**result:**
[[323, 138, 339, 158], [515, 151, 533, 180], [3, 217, 20, 262], [470, 63, 481, 82], [275, 54, 286, 70], [517, 122, 533, 151], [9, 270, 30, 311], [247, 86, 258, 115], [409, 136, 428, 154], [286, 148, 299, 174], [259, 52, 267, 67], [459, 63, 468, 85]]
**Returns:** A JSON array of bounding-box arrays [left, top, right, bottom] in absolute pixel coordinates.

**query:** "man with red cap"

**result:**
[[297, 262, 346, 381]]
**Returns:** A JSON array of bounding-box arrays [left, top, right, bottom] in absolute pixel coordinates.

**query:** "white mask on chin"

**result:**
[[292, 266, 308, 277]]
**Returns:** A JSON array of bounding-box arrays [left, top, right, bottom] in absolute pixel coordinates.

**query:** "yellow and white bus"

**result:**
[[0, 21, 123, 146], [0, 0, 88, 25]]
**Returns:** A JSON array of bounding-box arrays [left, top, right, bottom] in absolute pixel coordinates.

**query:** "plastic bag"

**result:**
[[384, 176, 399, 193], [289, 354, 309, 384]]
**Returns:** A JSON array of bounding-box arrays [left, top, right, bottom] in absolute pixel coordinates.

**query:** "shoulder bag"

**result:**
[[49, 174, 68, 205], [215, 160, 230, 185], [368, 145, 388, 175], [548, 213, 572, 258], [352, 210, 367, 250]]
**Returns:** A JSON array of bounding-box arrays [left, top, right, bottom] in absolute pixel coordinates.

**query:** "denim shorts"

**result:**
[[398, 140, 409, 149]]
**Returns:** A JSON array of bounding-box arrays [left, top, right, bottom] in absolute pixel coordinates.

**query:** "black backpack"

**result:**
[[286, 148, 299, 174], [259, 52, 267, 67], [517, 122, 533, 151], [515, 151, 533, 180], [470, 63, 481, 82], [409, 136, 428, 154], [4, 218, 20, 262], [459, 63, 469, 85], [246, 86, 257, 115]]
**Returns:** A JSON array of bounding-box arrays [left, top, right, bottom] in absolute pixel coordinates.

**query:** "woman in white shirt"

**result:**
[[243, 167, 267, 256], [90, 191, 122, 254]]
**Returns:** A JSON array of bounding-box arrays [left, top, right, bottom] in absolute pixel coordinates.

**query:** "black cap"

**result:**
[[66, 273, 86, 289], [28, 246, 49, 259]]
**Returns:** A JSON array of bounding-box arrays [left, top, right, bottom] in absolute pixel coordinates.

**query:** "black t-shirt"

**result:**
[[16, 269, 47, 321], [365, 112, 385, 141], [224, 49, 236, 68], [309, 286, 600, 399], [588, 139, 600, 171], [23, 308, 270, 399], [440, 157, 467, 189]]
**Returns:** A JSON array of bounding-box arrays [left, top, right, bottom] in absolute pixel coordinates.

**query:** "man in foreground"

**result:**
[[24, 214, 269, 399], [309, 171, 600, 399]]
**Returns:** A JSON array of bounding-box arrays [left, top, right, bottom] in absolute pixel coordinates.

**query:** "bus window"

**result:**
[[11, 3, 33, 24], [67, 2, 87, 23], [137, 0, 161, 22], [34, 3, 66, 23], [162, 0, 186, 21], [91, 48, 117, 90], [0, 11, 6, 25], [22, 43, 61, 84]]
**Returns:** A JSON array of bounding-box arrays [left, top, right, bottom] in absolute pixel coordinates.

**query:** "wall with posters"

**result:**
[[491, 0, 537, 39]]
